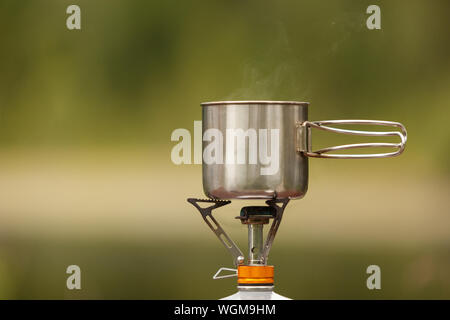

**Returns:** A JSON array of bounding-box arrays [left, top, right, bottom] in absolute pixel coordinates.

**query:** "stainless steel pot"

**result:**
[[201, 101, 407, 200]]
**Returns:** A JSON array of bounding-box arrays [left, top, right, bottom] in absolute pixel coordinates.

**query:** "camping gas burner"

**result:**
[[187, 198, 289, 267]]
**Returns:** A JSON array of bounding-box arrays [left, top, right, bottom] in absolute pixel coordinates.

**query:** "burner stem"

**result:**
[[248, 224, 264, 265]]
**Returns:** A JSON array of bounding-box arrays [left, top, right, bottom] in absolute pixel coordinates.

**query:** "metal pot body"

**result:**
[[202, 101, 309, 200]]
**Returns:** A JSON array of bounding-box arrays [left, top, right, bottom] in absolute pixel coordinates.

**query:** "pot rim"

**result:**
[[201, 100, 309, 107]]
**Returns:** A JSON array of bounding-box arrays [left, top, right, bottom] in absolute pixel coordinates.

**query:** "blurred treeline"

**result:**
[[0, 0, 449, 173]]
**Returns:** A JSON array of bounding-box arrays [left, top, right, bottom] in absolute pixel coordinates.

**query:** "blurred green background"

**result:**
[[0, 0, 449, 299]]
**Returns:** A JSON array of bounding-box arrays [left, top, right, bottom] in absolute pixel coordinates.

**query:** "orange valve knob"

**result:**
[[237, 265, 274, 285]]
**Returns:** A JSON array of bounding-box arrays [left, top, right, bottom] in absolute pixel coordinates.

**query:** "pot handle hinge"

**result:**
[[296, 120, 407, 159]]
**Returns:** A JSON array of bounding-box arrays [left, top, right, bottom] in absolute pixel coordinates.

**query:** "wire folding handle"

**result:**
[[297, 120, 407, 159]]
